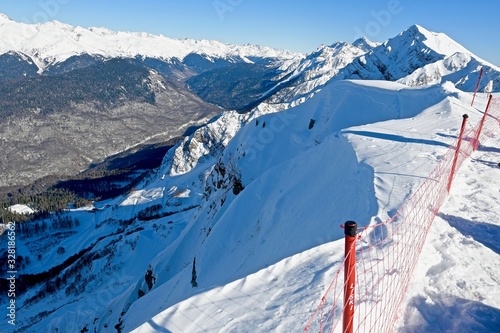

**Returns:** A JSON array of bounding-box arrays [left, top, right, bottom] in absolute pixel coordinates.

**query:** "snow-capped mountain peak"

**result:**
[[337, 24, 485, 83], [352, 36, 380, 52], [260, 40, 367, 108], [394, 24, 471, 58], [0, 14, 300, 72], [39, 19, 74, 29], [387, 25, 499, 91]]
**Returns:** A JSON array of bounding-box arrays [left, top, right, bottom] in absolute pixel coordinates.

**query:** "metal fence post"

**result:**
[[474, 95, 493, 150], [447, 114, 468, 192], [343, 221, 357, 333], [471, 67, 484, 107]]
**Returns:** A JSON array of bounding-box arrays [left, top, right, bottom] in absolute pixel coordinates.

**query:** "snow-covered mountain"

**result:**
[[1, 18, 499, 333], [352, 36, 381, 52], [398, 51, 500, 92], [0, 13, 298, 73], [252, 24, 499, 113], [261, 41, 371, 108], [166, 24, 500, 179], [0, 14, 301, 187], [327, 25, 499, 94], [341, 24, 473, 81], [1, 15, 498, 111], [184, 39, 374, 112], [3, 80, 497, 333]]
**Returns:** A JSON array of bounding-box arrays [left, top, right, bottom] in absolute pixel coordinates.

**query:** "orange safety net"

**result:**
[[305, 96, 499, 333]]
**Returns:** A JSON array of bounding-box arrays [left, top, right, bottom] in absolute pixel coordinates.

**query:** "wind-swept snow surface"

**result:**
[[131, 128, 500, 333], [123, 86, 498, 333]]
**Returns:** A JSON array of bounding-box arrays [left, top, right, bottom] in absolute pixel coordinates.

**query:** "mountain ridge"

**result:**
[[0, 13, 300, 73]]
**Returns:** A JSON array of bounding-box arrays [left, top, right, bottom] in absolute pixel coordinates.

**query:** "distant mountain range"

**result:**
[[0, 13, 298, 72], [0, 14, 298, 187]]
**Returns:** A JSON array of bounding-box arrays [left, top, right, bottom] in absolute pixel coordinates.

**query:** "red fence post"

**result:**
[[343, 221, 357, 333], [447, 114, 469, 192], [474, 95, 493, 151], [471, 67, 484, 107]]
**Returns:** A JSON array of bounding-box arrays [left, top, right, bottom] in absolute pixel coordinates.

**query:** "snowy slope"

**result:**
[[0, 13, 298, 72], [398, 51, 500, 92], [122, 83, 492, 332], [398, 131, 500, 332], [123, 87, 498, 333]]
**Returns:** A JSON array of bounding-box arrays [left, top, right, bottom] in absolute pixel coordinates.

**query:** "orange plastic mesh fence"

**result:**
[[305, 96, 499, 333]]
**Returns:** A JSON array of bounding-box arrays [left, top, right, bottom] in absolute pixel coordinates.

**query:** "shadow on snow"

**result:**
[[438, 213, 500, 255], [400, 294, 500, 333], [343, 130, 450, 148]]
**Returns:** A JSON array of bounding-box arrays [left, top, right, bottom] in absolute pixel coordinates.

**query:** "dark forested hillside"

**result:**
[[186, 61, 282, 111], [0, 57, 221, 188], [0, 59, 157, 117]]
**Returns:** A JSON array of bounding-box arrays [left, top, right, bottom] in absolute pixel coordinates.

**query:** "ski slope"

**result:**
[[130, 132, 500, 333]]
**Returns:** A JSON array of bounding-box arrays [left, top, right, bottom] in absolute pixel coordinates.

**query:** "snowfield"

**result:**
[[399, 132, 500, 333], [125, 85, 499, 333], [8, 204, 35, 215]]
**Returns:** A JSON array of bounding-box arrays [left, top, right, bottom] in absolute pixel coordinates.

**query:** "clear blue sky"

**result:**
[[1, 0, 499, 65]]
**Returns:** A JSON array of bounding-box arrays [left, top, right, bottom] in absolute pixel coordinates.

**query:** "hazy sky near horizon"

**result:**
[[1, 0, 499, 65]]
